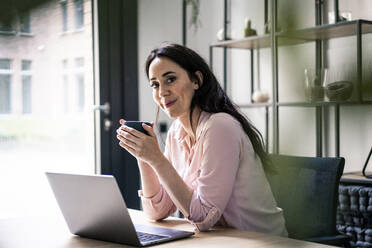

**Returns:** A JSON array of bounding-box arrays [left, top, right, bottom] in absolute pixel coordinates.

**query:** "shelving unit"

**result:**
[[181, 1, 372, 246], [209, 0, 372, 158], [277, 101, 372, 107]]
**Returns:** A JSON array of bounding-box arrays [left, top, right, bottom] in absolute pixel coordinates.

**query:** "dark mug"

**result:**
[[123, 121, 151, 135]]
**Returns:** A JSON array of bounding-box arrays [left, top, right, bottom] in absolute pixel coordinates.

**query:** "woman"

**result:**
[[116, 43, 287, 236]]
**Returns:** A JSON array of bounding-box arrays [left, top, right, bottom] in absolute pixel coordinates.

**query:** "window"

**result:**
[[22, 60, 31, 70], [75, 57, 84, 67], [0, 59, 11, 69], [21, 60, 32, 113], [0, 17, 14, 33], [0, 59, 12, 114], [76, 74, 84, 111], [75, 57, 84, 111], [61, 0, 68, 32], [20, 11, 31, 33], [62, 59, 69, 112], [74, 0, 84, 29], [0, 0, 95, 220]]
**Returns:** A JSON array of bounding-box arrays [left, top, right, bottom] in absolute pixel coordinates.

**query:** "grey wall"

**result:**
[[138, 0, 372, 172]]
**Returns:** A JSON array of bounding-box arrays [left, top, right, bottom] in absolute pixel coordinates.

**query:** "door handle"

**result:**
[[92, 102, 110, 115]]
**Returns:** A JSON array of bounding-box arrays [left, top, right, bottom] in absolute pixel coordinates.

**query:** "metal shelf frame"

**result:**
[[209, 0, 272, 152], [183, 0, 372, 159]]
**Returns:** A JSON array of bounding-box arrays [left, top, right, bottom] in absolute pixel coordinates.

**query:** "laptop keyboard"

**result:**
[[137, 231, 169, 243]]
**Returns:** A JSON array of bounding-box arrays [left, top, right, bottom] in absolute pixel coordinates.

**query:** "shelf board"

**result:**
[[209, 20, 372, 50], [277, 100, 372, 107], [238, 102, 273, 108], [210, 35, 304, 49], [278, 19, 372, 42], [210, 34, 271, 49], [236, 100, 372, 108]]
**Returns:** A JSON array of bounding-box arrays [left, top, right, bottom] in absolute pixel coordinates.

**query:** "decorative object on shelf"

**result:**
[[304, 68, 328, 102], [252, 90, 269, 103], [252, 49, 268, 103], [216, 28, 238, 41], [328, 11, 352, 24], [216, 28, 230, 41], [216, 0, 233, 41], [243, 18, 257, 37], [326, 81, 353, 101], [185, 0, 201, 31]]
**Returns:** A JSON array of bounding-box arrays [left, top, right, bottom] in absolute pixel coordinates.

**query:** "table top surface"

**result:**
[[341, 171, 372, 185], [0, 209, 335, 248]]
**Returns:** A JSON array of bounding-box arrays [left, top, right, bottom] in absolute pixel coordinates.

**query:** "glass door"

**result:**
[[0, 0, 96, 218]]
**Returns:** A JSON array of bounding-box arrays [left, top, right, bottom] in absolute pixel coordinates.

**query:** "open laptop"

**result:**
[[45, 172, 194, 246]]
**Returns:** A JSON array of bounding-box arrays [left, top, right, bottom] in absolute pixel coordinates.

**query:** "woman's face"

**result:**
[[149, 57, 199, 120]]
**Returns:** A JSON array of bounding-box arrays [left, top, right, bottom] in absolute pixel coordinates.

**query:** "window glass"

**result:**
[[0, 58, 11, 69], [22, 60, 32, 70], [62, 59, 69, 112], [0, 18, 14, 32], [74, 57, 85, 111], [61, 0, 68, 32], [0, 74, 11, 113], [0, 59, 11, 113], [74, 0, 84, 29], [76, 73, 85, 111], [22, 75, 32, 113], [21, 60, 32, 113], [0, 0, 95, 219], [75, 57, 84, 67], [20, 11, 31, 33]]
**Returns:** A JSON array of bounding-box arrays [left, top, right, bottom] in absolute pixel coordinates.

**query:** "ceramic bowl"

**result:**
[[326, 81, 353, 101]]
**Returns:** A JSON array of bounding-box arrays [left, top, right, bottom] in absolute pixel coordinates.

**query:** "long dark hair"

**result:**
[[145, 43, 271, 170]]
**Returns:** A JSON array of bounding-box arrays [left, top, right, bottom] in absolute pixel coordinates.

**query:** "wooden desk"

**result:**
[[0, 209, 334, 248]]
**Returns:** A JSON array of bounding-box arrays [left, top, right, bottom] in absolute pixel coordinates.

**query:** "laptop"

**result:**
[[45, 172, 194, 246]]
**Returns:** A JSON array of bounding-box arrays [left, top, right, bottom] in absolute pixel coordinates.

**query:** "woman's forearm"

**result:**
[[137, 160, 160, 198], [151, 156, 194, 218]]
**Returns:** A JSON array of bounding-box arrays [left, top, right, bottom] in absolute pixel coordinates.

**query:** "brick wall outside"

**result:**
[[0, 0, 93, 118]]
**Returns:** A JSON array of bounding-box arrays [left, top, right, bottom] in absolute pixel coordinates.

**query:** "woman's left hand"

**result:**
[[116, 119, 164, 166]]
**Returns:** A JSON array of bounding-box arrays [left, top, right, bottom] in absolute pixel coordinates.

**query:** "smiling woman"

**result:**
[[116, 43, 288, 236], [149, 57, 200, 121]]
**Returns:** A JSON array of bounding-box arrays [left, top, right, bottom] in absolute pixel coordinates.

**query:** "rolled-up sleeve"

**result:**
[[140, 186, 177, 220], [187, 116, 242, 231]]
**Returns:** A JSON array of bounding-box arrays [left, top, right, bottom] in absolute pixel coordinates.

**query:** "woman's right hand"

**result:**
[[116, 120, 161, 198], [116, 119, 164, 167]]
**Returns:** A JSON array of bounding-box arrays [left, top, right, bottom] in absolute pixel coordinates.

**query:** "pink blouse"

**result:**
[[140, 111, 287, 236]]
